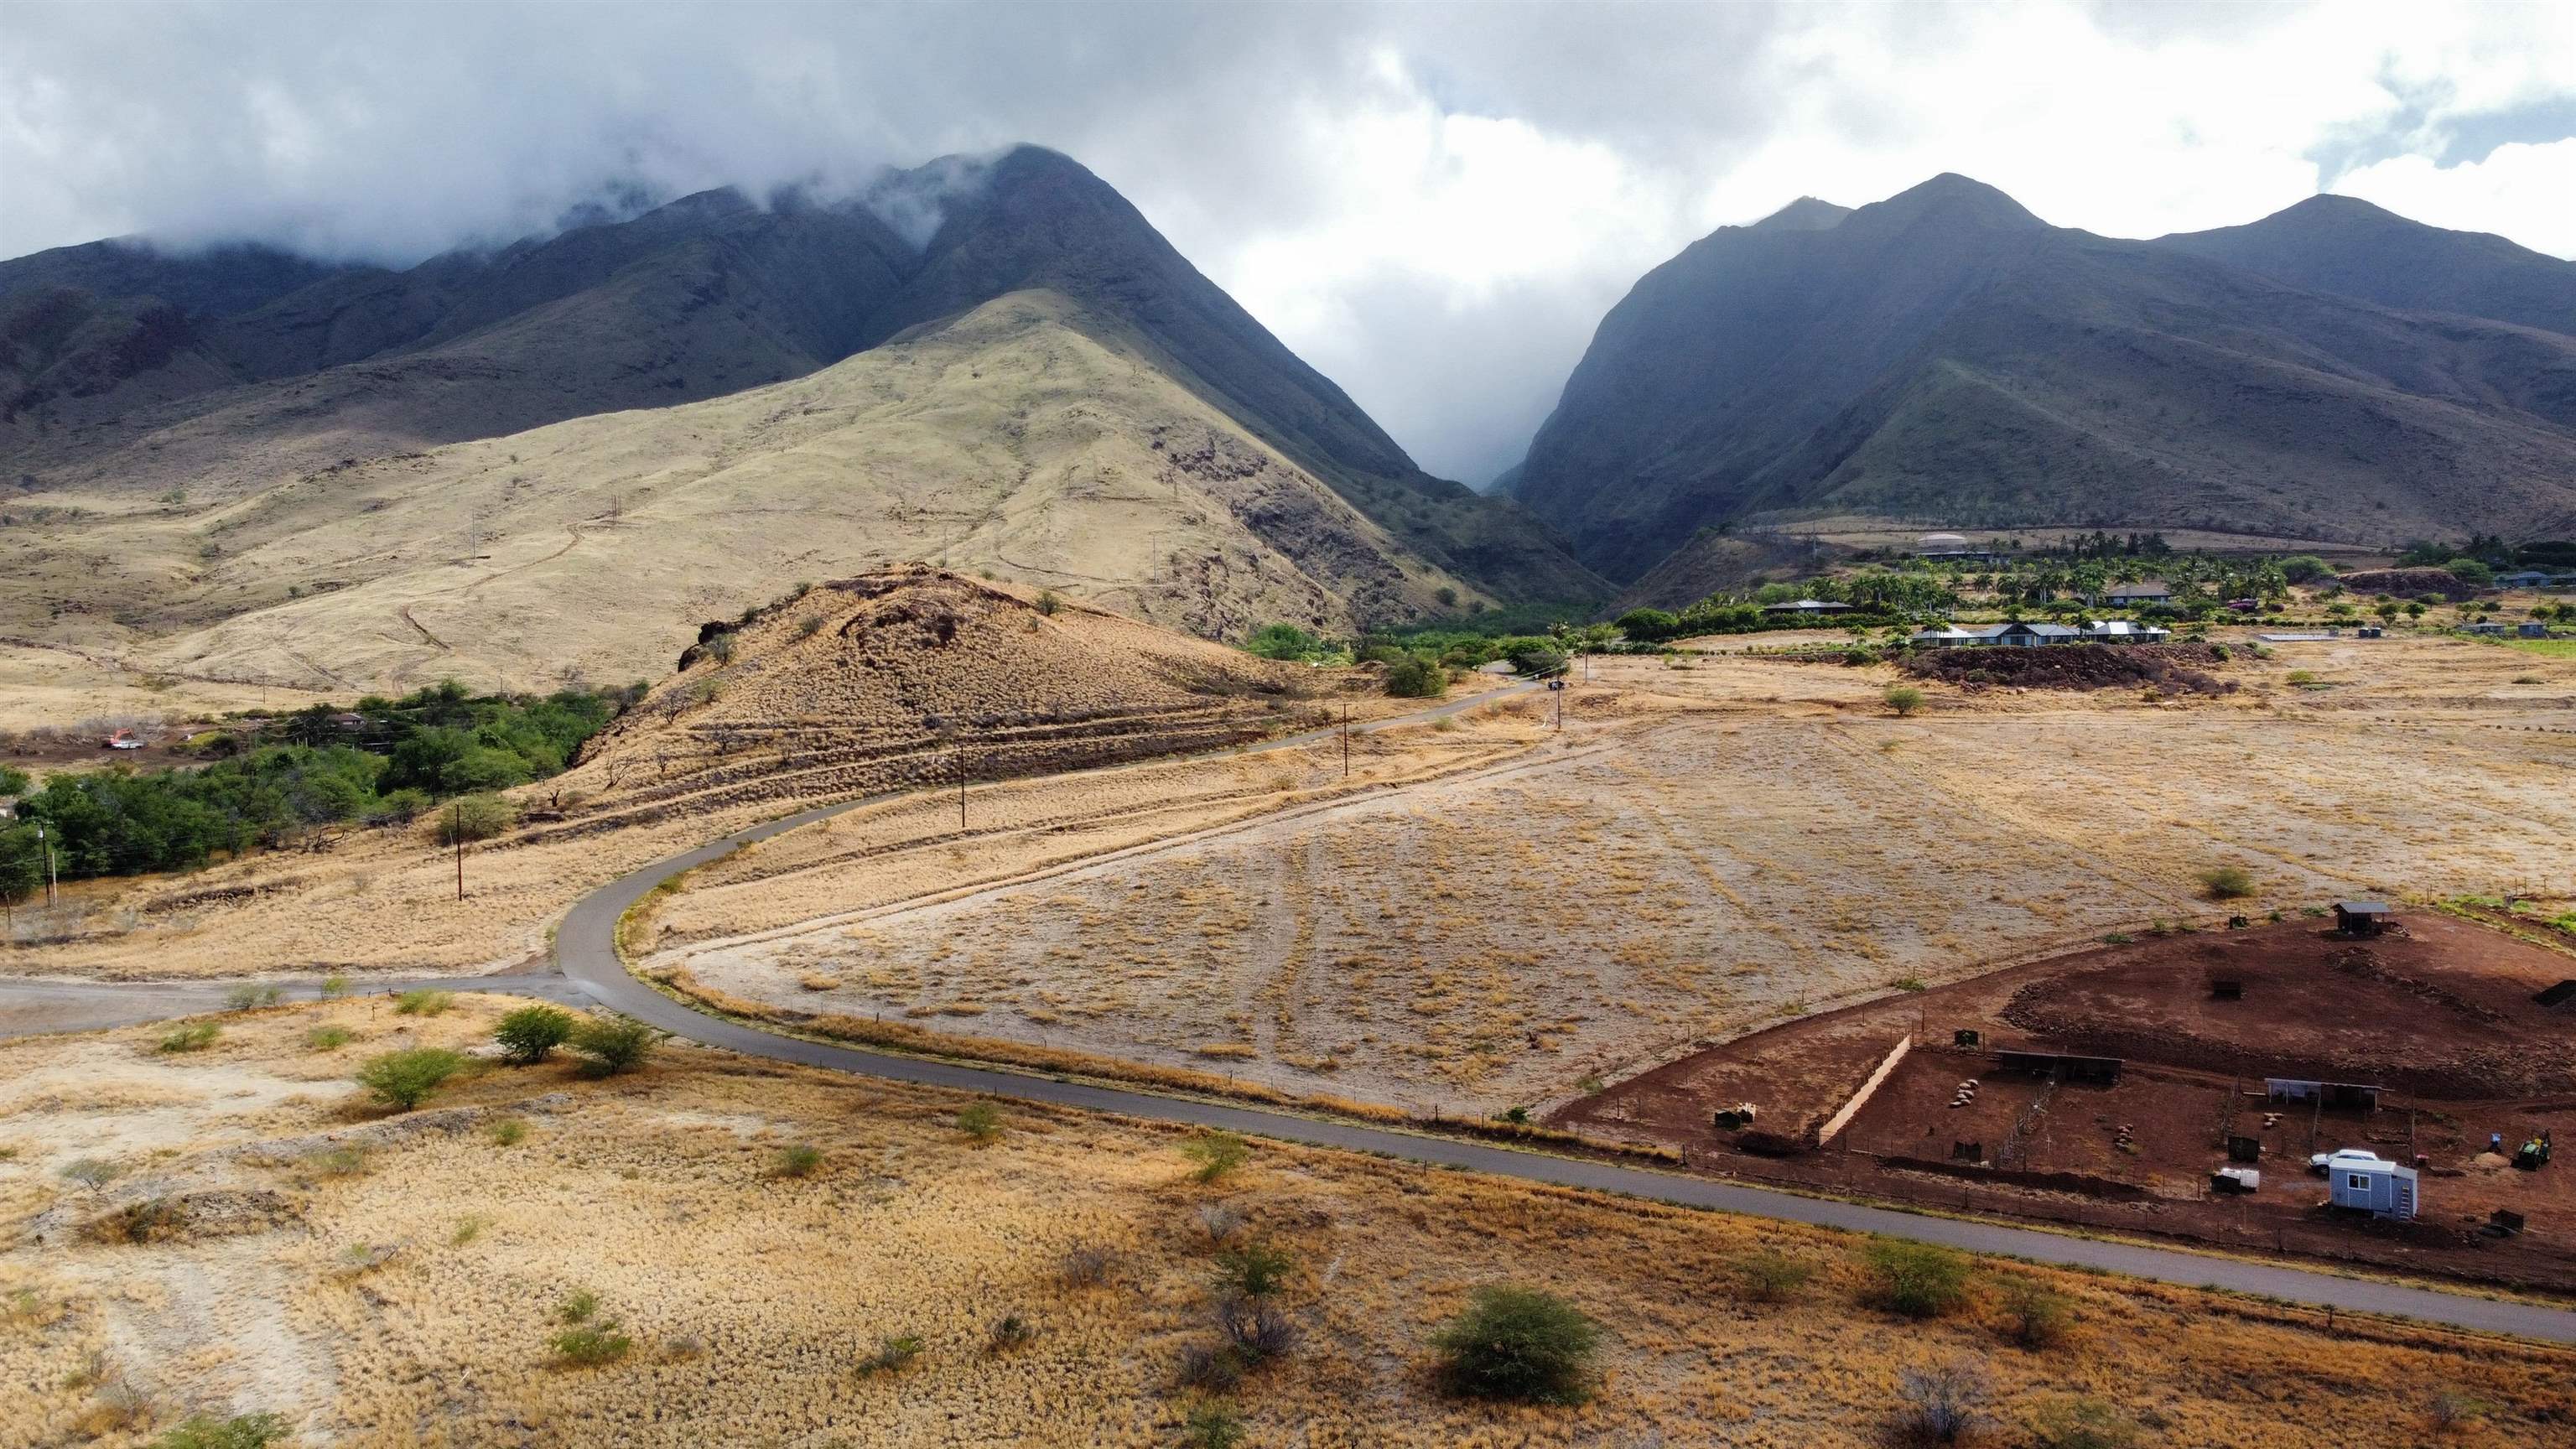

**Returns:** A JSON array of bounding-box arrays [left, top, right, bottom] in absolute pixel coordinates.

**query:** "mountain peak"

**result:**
[[1861, 173, 2044, 231], [1745, 197, 1852, 233]]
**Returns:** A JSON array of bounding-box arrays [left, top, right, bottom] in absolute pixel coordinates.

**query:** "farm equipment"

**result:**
[[1712, 1103, 1758, 1131], [2514, 1130, 2553, 1171], [2211, 1167, 2260, 1195]]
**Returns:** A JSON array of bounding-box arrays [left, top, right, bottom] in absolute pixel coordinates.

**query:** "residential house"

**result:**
[[2101, 581, 2172, 605], [2079, 620, 2168, 643], [1762, 600, 1852, 615]]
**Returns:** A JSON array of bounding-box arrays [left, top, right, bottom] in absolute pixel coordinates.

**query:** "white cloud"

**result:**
[[1, 1, 2569, 483], [2333, 139, 2576, 257]]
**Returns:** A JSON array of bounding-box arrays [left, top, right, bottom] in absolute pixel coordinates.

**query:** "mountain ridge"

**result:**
[[1506, 175, 2576, 579]]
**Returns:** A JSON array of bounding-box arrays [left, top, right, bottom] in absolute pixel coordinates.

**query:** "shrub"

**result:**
[[450, 1215, 490, 1245], [1384, 655, 1447, 698], [2197, 865, 2255, 900], [392, 989, 453, 1016], [771, 1143, 824, 1178], [2285, 668, 2318, 685], [158, 1022, 220, 1053], [567, 1015, 660, 1075], [148, 1413, 290, 1449], [1182, 1402, 1246, 1449], [558, 1289, 600, 1323], [549, 1323, 633, 1367], [487, 1117, 527, 1146], [492, 1004, 575, 1063], [2428, 1390, 2489, 1434], [1431, 1285, 1600, 1404], [1036, 589, 1062, 617], [59, 1157, 125, 1191], [319, 974, 351, 999], [856, 1333, 922, 1376], [1862, 1241, 1971, 1319], [304, 1026, 353, 1052], [988, 1312, 1035, 1352], [434, 793, 519, 845], [1059, 1243, 1117, 1287], [1182, 1130, 1251, 1182], [1213, 1241, 1295, 1300], [304, 1145, 371, 1178], [956, 1101, 1004, 1142], [223, 985, 276, 1010], [1997, 1278, 2070, 1348], [356, 1047, 467, 1111], [1883, 684, 1925, 717], [1731, 1249, 1814, 1304], [2028, 1395, 2141, 1449], [1896, 1359, 1988, 1444]]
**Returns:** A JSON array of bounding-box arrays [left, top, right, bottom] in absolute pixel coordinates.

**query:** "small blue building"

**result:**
[[2316, 1149, 2418, 1220]]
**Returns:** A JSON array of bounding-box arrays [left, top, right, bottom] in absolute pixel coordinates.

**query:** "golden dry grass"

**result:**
[[0, 291, 1474, 713], [2, 995, 2566, 1447], [667, 633, 2574, 1114]]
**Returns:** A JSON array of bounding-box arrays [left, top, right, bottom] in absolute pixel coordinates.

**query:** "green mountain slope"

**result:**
[[1508, 178, 2576, 580]]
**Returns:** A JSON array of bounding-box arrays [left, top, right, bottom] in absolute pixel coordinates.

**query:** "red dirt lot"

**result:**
[[1555, 913, 2576, 1292]]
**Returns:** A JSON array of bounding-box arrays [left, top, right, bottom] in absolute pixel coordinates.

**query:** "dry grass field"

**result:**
[[664, 632, 2574, 1117], [3, 994, 2568, 1448]]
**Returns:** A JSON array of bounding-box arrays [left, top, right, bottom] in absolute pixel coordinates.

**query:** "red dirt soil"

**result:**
[[1555, 913, 2576, 1292]]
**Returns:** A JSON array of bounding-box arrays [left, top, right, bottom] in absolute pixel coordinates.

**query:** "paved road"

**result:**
[[549, 690, 2576, 1346]]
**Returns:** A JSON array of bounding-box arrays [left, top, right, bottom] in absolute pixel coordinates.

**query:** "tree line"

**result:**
[[0, 682, 631, 893]]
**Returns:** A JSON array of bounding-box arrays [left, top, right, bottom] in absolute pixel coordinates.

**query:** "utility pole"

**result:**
[[37, 824, 55, 906], [1341, 699, 1350, 779], [957, 735, 968, 830], [451, 802, 465, 901]]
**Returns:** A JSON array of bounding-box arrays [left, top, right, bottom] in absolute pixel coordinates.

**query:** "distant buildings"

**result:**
[[1906, 620, 2169, 647], [1762, 600, 1853, 615]]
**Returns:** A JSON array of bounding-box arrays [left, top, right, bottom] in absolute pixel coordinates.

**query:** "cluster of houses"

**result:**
[[1907, 620, 2170, 647]]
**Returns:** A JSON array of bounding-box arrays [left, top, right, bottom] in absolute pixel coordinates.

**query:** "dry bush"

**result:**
[[1059, 1243, 1117, 1287], [1895, 1358, 1989, 1444], [2027, 1394, 2142, 1449], [2198, 864, 2256, 900], [1731, 1249, 1815, 1305], [1998, 1276, 2071, 1348], [1183, 1130, 1252, 1183]]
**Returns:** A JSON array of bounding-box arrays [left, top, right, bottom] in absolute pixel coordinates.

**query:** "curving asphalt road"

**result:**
[[551, 688, 2576, 1346]]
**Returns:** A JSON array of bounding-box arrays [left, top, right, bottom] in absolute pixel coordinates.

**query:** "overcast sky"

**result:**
[[5, 2, 2571, 483]]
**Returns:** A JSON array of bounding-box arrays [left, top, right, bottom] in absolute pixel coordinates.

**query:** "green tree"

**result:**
[[1431, 1285, 1600, 1404], [1384, 655, 1447, 698], [1862, 1241, 1971, 1318], [492, 1005, 576, 1063], [356, 1047, 468, 1111], [435, 793, 519, 845], [567, 1015, 660, 1076]]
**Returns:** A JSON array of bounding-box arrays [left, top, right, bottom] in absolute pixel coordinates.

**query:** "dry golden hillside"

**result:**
[[0, 290, 1476, 707], [3, 994, 2566, 1447], [553, 564, 1329, 823]]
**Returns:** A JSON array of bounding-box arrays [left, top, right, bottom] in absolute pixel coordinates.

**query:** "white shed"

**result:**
[[2315, 1149, 2418, 1220]]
